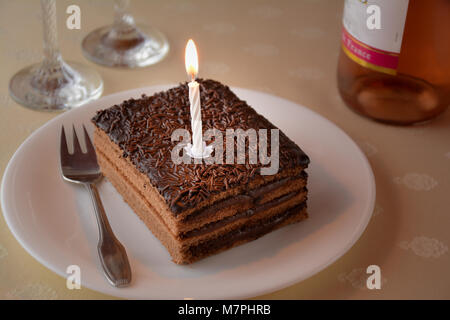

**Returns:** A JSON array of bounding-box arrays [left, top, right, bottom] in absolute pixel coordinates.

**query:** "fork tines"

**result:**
[[60, 124, 96, 156]]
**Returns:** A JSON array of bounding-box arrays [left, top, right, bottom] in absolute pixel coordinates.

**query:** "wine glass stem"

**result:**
[[113, 0, 136, 31], [40, 0, 62, 67]]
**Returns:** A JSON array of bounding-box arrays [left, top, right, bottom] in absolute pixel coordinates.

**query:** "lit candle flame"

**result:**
[[185, 39, 199, 81]]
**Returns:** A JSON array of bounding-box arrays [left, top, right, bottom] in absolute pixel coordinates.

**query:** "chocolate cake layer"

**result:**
[[94, 128, 308, 234], [186, 202, 307, 260], [182, 171, 307, 222], [92, 79, 309, 215], [179, 189, 307, 239]]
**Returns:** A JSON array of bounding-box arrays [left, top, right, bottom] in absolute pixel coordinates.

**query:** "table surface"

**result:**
[[1, 0, 449, 300]]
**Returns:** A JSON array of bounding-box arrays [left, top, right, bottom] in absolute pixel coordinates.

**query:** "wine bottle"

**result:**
[[337, 0, 450, 125]]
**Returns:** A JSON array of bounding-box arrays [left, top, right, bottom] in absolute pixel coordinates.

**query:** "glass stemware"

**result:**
[[9, 0, 103, 111], [82, 0, 169, 68]]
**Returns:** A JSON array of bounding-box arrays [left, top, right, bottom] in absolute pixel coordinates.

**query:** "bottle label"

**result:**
[[341, 0, 409, 75]]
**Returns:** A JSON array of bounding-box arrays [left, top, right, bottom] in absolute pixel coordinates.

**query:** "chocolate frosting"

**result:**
[[92, 79, 309, 214], [180, 189, 306, 239], [187, 201, 307, 258], [182, 171, 307, 222]]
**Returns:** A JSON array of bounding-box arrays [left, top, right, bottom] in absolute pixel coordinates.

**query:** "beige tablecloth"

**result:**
[[1, 0, 449, 300]]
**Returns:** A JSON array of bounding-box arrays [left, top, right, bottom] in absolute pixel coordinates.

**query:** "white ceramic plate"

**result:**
[[1, 86, 375, 299]]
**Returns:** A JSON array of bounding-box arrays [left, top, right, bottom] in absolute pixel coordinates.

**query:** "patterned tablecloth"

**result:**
[[0, 0, 449, 300]]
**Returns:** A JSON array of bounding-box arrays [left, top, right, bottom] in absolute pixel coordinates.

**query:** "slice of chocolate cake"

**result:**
[[92, 79, 309, 264]]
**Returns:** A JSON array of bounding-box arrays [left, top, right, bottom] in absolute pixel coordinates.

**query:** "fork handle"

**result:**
[[86, 183, 132, 287]]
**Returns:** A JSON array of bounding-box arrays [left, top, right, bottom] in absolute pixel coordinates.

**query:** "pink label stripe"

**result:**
[[342, 28, 399, 70]]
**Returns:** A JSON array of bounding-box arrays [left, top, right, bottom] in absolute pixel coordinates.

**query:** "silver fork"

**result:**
[[60, 124, 132, 287]]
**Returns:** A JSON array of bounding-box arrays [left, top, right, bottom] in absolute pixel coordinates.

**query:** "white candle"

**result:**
[[185, 39, 203, 157], [188, 80, 203, 155]]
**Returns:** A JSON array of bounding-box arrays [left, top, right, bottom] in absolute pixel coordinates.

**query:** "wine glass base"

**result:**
[[82, 24, 169, 68], [9, 61, 103, 112]]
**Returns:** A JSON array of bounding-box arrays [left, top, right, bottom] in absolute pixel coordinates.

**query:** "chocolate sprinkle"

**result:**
[[92, 79, 309, 214]]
